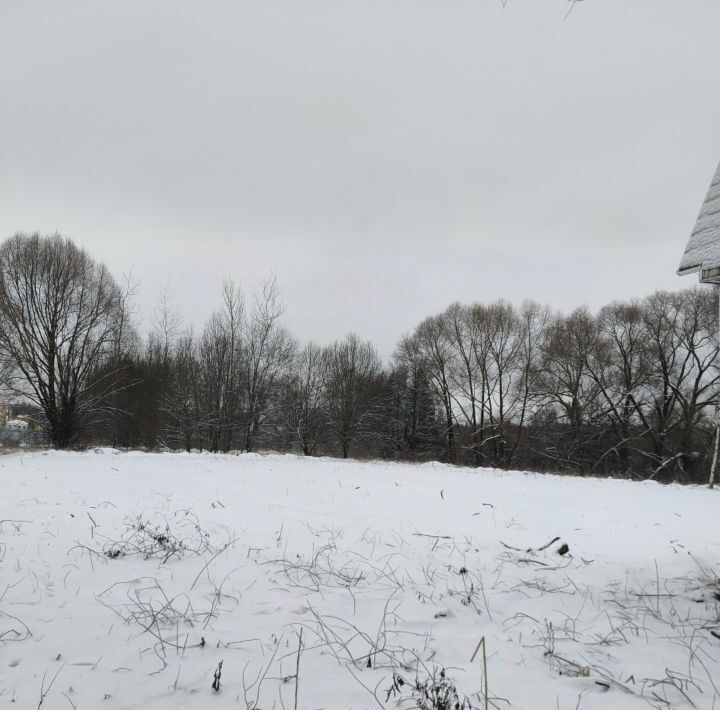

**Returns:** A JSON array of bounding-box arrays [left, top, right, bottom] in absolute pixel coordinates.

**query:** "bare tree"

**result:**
[[503, 300, 549, 469], [150, 282, 182, 374], [668, 287, 719, 480], [534, 307, 603, 472], [637, 289, 717, 481], [199, 280, 244, 452], [324, 333, 382, 459], [282, 342, 327, 455], [640, 290, 684, 470], [91, 270, 141, 447], [444, 303, 483, 465], [160, 332, 205, 451], [392, 336, 443, 457], [411, 315, 458, 463], [0, 233, 124, 448], [240, 278, 295, 452], [584, 301, 651, 477], [476, 301, 523, 467]]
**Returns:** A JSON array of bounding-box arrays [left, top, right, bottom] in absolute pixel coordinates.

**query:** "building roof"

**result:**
[[678, 160, 720, 277]]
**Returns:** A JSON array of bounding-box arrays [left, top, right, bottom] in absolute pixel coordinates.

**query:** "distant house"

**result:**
[[5, 419, 29, 431], [0, 405, 46, 447], [12, 414, 44, 432]]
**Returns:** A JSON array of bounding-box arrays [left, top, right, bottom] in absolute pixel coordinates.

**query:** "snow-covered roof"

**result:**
[[678, 160, 720, 277]]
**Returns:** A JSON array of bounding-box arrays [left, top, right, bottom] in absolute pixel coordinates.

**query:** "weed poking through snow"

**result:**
[[386, 667, 479, 709]]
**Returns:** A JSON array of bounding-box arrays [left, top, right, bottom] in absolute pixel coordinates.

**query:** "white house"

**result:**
[[4, 419, 29, 431]]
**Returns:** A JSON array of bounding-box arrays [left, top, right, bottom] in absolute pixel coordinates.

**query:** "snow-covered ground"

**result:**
[[1, 451, 718, 709]]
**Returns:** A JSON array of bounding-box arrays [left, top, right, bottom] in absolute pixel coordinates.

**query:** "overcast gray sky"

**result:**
[[1, 0, 719, 356]]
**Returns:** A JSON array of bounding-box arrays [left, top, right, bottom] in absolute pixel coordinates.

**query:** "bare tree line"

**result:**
[[0, 232, 717, 483], [397, 291, 719, 482]]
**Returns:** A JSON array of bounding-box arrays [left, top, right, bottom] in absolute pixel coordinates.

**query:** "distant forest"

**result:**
[[0, 232, 716, 483]]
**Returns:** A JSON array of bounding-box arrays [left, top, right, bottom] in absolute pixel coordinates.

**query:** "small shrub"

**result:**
[[386, 667, 479, 710], [95, 511, 217, 563]]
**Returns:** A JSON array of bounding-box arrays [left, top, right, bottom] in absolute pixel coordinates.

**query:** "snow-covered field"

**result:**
[[1, 451, 718, 709]]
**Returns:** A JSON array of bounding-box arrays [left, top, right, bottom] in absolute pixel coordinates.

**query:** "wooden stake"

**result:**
[[470, 636, 489, 710], [294, 628, 303, 710]]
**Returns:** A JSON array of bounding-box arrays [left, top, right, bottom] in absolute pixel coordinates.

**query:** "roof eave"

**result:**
[[677, 264, 701, 277]]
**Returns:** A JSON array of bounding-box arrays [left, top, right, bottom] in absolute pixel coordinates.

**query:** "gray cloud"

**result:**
[[2, 0, 719, 356]]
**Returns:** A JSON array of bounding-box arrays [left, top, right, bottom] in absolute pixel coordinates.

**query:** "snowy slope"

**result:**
[[0, 451, 718, 709]]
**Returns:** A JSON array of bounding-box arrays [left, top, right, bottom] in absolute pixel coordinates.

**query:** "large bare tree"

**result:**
[[282, 342, 327, 455], [409, 315, 458, 463], [240, 278, 294, 453], [0, 233, 124, 448], [324, 333, 382, 459], [199, 280, 244, 452]]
